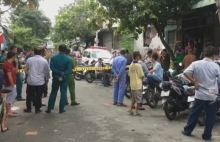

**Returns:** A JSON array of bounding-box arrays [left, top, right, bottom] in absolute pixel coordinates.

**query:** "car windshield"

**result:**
[[90, 50, 112, 59]]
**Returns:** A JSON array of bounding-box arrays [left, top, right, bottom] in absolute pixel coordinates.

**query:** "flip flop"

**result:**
[[7, 114, 17, 118], [127, 110, 134, 115], [134, 113, 141, 116], [1, 127, 9, 133]]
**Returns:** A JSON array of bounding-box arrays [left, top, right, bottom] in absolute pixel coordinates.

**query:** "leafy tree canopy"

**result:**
[[8, 24, 45, 50], [10, 6, 51, 39], [52, 0, 99, 43], [0, 0, 40, 14], [90, 0, 203, 60]]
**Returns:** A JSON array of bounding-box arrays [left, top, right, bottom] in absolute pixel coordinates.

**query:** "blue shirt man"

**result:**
[[112, 49, 127, 106], [147, 53, 163, 83], [182, 46, 220, 141]]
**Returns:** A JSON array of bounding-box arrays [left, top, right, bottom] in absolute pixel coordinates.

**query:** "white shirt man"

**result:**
[[24, 48, 50, 113]]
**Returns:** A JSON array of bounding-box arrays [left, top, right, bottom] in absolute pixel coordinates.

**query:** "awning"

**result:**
[[193, 0, 215, 9]]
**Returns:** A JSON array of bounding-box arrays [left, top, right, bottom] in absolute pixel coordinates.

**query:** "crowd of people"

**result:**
[[0, 40, 219, 141], [0, 45, 79, 133], [112, 45, 220, 141]]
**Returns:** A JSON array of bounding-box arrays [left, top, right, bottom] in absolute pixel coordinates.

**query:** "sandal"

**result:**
[[127, 110, 134, 115], [117, 103, 127, 107], [7, 114, 17, 118], [1, 127, 9, 133], [134, 113, 141, 116]]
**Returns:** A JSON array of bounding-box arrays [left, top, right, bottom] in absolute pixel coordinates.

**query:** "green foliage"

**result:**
[[11, 7, 51, 39], [6, 5, 51, 49], [8, 24, 45, 49], [119, 34, 134, 52], [91, 0, 203, 60], [0, 0, 40, 14], [52, 0, 99, 43]]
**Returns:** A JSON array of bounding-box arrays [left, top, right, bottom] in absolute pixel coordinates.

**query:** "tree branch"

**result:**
[[0, 6, 12, 15], [153, 21, 175, 61]]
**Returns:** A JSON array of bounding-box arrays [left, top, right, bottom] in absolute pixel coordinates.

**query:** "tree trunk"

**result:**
[[154, 23, 176, 61]]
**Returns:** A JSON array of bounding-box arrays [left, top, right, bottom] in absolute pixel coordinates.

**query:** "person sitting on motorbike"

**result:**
[[95, 58, 110, 87], [77, 56, 87, 66], [147, 53, 163, 83], [145, 49, 152, 64]]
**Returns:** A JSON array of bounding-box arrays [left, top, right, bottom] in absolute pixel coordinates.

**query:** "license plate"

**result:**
[[161, 91, 170, 97], [162, 98, 167, 104], [189, 102, 194, 108], [143, 85, 148, 90], [187, 96, 195, 102]]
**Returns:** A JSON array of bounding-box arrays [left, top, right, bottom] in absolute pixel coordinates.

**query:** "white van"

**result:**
[[82, 46, 112, 64]]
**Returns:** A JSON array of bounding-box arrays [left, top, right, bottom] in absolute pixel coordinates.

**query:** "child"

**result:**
[[127, 52, 144, 116]]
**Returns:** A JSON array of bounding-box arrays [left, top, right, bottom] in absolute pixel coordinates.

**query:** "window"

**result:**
[[168, 30, 175, 49], [90, 50, 112, 59]]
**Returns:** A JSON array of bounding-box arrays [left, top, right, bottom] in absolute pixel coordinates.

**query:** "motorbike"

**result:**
[[193, 95, 220, 126], [74, 64, 88, 81], [143, 71, 172, 108], [85, 61, 113, 84], [0, 88, 12, 122], [160, 72, 203, 122]]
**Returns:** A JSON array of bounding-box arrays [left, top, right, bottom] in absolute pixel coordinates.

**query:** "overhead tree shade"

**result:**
[[89, 0, 204, 61]]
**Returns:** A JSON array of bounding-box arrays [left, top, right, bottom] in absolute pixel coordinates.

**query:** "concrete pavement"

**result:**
[[0, 80, 220, 142]]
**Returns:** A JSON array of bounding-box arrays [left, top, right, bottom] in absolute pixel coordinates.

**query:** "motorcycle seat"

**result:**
[[162, 81, 171, 87]]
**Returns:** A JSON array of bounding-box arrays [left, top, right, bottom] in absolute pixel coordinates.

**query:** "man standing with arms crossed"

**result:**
[[112, 48, 127, 106], [24, 48, 50, 113], [11, 46, 25, 101], [65, 49, 80, 106], [45, 45, 72, 113], [182, 46, 220, 141]]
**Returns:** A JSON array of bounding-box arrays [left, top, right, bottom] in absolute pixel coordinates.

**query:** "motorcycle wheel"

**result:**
[[124, 84, 131, 99], [164, 97, 177, 120], [85, 72, 95, 83], [74, 74, 82, 81], [198, 108, 206, 126], [146, 88, 158, 108]]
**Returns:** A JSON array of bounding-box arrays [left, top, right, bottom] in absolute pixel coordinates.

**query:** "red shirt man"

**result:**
[[3, 60, 16, 87]]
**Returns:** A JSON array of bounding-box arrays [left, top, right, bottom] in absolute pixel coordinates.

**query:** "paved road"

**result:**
[[1, 80, 220, 142]]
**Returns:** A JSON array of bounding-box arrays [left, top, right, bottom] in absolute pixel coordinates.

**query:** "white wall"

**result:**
[[134, 33, 149, 55]]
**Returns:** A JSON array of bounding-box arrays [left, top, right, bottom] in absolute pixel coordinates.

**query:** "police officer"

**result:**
[[45, 45, 72, 113], [112, 48, 127, 106], [65, 49, 80, 106]]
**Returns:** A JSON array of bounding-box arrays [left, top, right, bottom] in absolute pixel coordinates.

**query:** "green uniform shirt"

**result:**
[[175, 54, 184, 64], [67, 55, 76, 74], [0, 55, 6, 69], [13, 55, 23, 73], [50, 53, 72, 81], [162, 54, 170, 72]]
